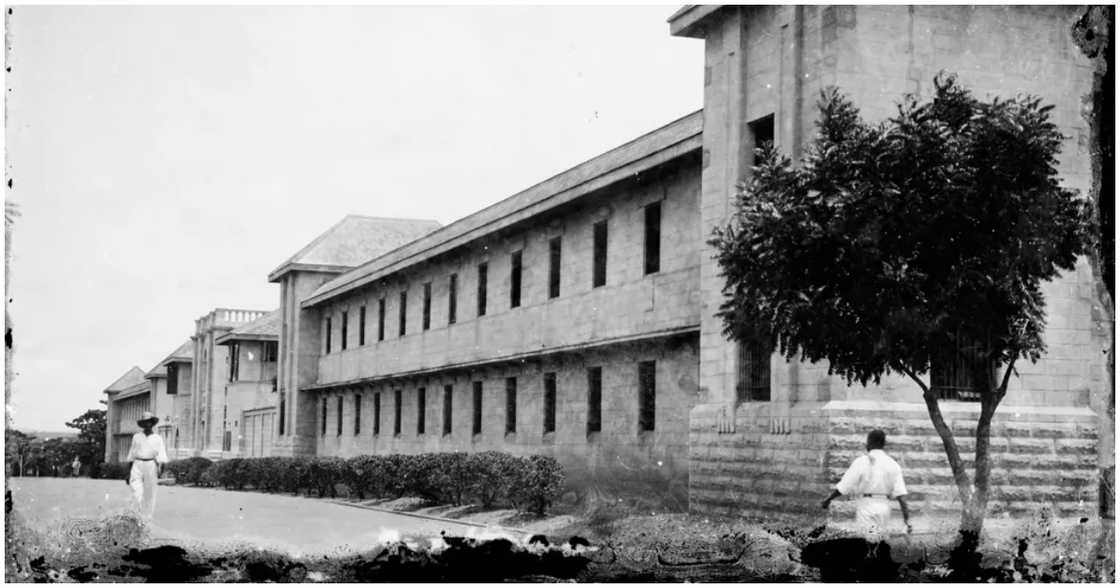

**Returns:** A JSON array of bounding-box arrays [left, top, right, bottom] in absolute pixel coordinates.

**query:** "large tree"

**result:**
[[65, 408, 107, 476], [710, 74, 1089, 544]]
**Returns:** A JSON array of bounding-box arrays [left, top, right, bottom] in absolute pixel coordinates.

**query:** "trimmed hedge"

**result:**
[[160, 452, 564, 514]]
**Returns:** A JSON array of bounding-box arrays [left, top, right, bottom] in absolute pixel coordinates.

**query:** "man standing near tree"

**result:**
[[821, 429, 912, 540]]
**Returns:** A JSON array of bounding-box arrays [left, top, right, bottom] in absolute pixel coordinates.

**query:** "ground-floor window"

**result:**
[[417, 388, 426, 435], [638, 361, 656, 432], [394, 390, 403, 436], [472, 381, 483, 435], [443, 385, 453, 436], [505, 378, 517, 434], [737, 340, 772, 402], [543, 372, 557, 434], [587, 367, 602, 435]]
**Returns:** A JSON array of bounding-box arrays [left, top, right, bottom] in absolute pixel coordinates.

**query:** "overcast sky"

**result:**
[[6, 5, 703, 431]]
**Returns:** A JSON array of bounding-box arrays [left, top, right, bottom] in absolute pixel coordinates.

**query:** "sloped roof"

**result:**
[[268, 215, 441, 282], [215, 309, 281, 344], [302, 110, 704, 307], [145, 365, 168, 379], [104, 366, 147, 393]]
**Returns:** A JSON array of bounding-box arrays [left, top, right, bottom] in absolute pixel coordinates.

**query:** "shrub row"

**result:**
[[161, 451, 565, 515]]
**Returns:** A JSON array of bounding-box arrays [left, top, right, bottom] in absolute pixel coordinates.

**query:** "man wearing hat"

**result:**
[[821, 429, 912, 540], [127, 411, 169, 521]]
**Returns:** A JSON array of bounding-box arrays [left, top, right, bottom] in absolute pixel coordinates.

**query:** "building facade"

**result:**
[[103, 367, 151, 463], [101, 5, 1110, 521]]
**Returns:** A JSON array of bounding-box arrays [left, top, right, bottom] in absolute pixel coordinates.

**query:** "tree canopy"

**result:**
[[712, 74, 1089, 392]]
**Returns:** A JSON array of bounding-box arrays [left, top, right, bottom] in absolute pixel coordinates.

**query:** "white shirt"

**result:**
[[835, 449, 907, 499], [127, 432, 169, 464]]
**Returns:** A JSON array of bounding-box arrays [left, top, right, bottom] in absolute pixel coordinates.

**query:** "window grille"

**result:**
[[737, 340, 772, 402]]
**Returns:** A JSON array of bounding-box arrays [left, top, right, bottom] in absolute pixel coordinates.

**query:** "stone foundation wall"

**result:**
[[690, 400, 1099, 521]]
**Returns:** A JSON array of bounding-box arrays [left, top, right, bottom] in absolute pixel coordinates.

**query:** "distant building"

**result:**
[[103, 366, 150, 463], [147, 340, 194, 459], [215, 310, 281, 457]]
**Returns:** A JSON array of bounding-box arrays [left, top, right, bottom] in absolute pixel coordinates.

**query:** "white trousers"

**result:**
[[129, 460, 158, 521], [854, 497, 891, 541]]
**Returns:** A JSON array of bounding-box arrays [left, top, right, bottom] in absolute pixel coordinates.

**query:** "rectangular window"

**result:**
[[543, 372, 557, 434], [373, 393, 381, 435], [510, 251, 522, 308], [167, 364, 179, 395], [398, 291, 408, 336], [417, 387, 426, 435], [325, 317, 332, 354], [587, 367, 602, 434], [341, 311, 349, 350], [229, 342, 240, 382], [443, 384, 453, 436], [321, 397, 328, 435], [394, 389, 402, 435], [354, 393, 362, 435], [472, 381, 483, 435], [262, 341, 278, 362], [336, 395, 343, 436], [931, 341, 986, 402], [279, 394, 286, 435], [748, 113, 776, 166], [638, 361, 656, 432], [377, 298, 386, 341], [359, 306, 366, 346], [548, 237, 562, 298], [505, 377, 517, 434], [644, 202, 661, 275], [737, 341, 772, 402], [592, 221, 607, 288], [477, 263, 488, 316], [422, 283, 432, 330], [448, 274, 458, 325]]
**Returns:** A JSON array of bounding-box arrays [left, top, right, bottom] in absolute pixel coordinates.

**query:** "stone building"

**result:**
[[144, 340, 194, 458], [214, 310, 280, 457], [102, 5, 1110, 521], [103, 366, 150, 463]]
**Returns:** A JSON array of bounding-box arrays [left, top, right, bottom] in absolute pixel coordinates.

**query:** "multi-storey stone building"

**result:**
[[102, 5, 1110, 520], [103, 367, 150, 463], [215, 311, 280, 457]]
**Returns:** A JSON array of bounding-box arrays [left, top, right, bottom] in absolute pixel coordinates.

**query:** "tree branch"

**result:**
[[898, 363, 973, 504]]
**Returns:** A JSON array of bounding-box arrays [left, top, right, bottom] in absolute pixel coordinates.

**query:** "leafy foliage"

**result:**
[[161, 452, 565, 514], [64, 409, 106, 477], [711, 73, 1088, 387]]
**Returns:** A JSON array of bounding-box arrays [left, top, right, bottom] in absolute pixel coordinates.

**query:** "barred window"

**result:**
[[931, 343, 987, 402], [737, 340, 772, 402]]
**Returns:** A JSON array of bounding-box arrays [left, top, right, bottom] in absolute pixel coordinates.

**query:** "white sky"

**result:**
[[5, 5, 703, 431]]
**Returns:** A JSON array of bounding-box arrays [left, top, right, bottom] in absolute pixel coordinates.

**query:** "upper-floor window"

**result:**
[[548, 237, 562, 299], [505, 377, 517, 434], [377, 298, 386, 341], [748, 113, 775, 165], [510, 251, 523, 308], [644, 202, 661, 275], [737, 340, 772, 402], [543, 372, 557, 434], [228, 342, 240, 382], [167, 364, 179, 395], [398, 291, 408, 337], [592, 221, 608, 288], [341, 310, 349, 350], [638, 361, 656, 432], [422, 283, 432, 330], [359, 306, 367, 346], [448, 274, 458, 325], [477, 263, 489, 317], [325, 317, 333, 354]]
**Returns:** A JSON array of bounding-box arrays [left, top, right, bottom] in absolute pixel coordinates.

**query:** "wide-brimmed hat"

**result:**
[[137, 411, 159, 427]]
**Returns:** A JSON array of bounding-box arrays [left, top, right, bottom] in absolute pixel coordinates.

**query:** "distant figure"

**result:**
[[128, 411, 169, 522], [821, 429, 911, 540], [71, 457, 81, 477]]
